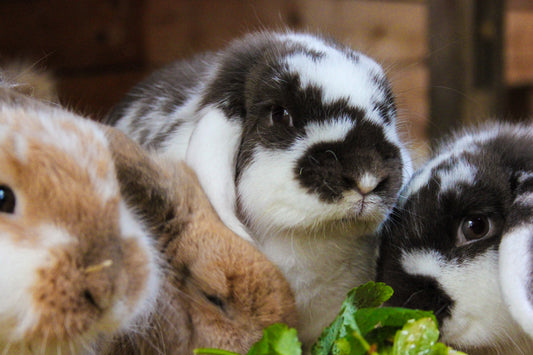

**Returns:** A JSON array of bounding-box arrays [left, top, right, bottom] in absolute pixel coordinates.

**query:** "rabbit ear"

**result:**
[[185, 106, 253, 242], [499, 173, 533, 337]]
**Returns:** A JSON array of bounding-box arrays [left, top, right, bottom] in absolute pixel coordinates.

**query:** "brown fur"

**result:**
[[0, 87, 157, 353], [103, 128, 298, 354]]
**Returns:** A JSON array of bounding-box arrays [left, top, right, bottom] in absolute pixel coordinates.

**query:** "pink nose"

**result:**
[[356, 173, 381, 195]]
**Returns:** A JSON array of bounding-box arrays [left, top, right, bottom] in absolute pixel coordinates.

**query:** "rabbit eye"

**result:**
[[270, 105, 293, 127], [0, 185, 16, 214], [458, 215, 492, 244], [204, 293, 226, 311]]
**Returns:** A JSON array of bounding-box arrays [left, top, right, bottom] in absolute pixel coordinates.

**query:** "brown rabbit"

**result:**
[[0, 84, 161, 355], [103, 127, 298, 354]]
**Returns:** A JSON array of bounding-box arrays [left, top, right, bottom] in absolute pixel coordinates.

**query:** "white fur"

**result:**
[[117, 202, 161, 325], [400, 249, 444, 279], [185, 106, 252, 242], [0, 234, 49, 340], [438, 159, 477, 194], [400, 140, 480, 204], [304, 117, 352, 146], [500, 224, 533, 337], [284, 53, 386, 126], [401, 248, 524, 348]]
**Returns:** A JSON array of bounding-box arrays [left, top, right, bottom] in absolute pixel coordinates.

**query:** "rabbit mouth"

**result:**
[[343, 191, 384, 221]]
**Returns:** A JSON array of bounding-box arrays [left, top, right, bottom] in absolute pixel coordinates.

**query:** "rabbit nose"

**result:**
[[356, 173, 386, 195]]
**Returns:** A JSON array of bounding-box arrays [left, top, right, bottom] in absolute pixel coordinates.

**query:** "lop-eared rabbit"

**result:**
[[377, 122, 533, 354], [0, 83, 160, 354], [103, 127, 297, 354], [106, 30, 412, 344], [0, 84, 296, 354]]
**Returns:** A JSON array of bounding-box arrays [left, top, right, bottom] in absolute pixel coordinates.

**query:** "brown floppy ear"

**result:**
[[103, 126, 178, 229]]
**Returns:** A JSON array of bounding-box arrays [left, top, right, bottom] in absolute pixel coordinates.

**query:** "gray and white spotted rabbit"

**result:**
[[377, 122, 533, 354], [106, 30, 412, 345]]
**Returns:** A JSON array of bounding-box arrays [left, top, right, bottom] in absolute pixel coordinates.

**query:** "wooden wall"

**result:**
[[1, 0, 533, 157]]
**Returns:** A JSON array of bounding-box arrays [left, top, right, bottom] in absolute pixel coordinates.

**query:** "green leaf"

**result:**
[[392, 317, 439, 355], [355, 307, 436, 337], [352, 282, 394, 309], [247, 323, 301, 355], [312, 282, 392, 355], [194, 349, 241, 355]]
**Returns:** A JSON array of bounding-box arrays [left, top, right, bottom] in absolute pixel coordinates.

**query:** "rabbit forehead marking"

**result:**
[[284, 52, 387, 126], [302, 116, 353, 146], [400, 143, 480, 206], [436, 159, 477, 194]]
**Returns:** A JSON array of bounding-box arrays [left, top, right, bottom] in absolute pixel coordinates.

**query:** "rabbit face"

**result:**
[[232, 33, 409, 237], [377, 124, 533, 353], [0, 98, 159, 353]]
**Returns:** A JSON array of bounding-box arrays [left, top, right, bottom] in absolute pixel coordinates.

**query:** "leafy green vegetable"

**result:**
[[247, 323, 302, 355], [195, 282, 467, 355], [195, 323, 301, 355]]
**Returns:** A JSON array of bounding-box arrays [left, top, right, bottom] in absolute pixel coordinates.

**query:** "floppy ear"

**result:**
[[185, 106, 253, 242], [499, 173, 533, 337]]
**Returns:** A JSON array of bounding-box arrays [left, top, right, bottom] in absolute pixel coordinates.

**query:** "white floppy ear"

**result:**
[[499, 176, 533, 338], [185, 106, 253, 242]]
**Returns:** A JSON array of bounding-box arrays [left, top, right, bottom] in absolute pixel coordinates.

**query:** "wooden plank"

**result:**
[[142, 0, 427, 66], [389, 64, 429, 146], [57, 70, 147, 120], [506, 10, 533, 85], [428, 0, 504, 142], [290, 0, 427, 64], [0, 0, 144, 71], [143, 0, 295, 66]]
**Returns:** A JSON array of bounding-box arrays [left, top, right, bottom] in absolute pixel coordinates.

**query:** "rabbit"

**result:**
[[376, 122, 533, 354], [105, 30, 413, 345], [0, 84, 161, 354], [101, 127, 298, 354]]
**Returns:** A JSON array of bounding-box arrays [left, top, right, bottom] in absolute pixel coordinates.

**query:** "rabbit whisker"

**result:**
[[401, 289, 427, 308], [325, 149, 338, 162]]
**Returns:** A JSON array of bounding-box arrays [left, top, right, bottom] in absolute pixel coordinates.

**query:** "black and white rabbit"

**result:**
[[106, 30, 412, 345], [377, 122, 533, 354]]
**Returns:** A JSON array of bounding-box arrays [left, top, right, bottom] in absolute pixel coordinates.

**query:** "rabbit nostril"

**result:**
[[83, 289, 99, 309], [373, 177, 389, 192]]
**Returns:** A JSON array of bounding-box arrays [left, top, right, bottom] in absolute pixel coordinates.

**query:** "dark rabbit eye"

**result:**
[[0, 185, 15, 214], [458, 215, 492, 244], [270, 105, 293, 127], [204, 293, 226, 311]]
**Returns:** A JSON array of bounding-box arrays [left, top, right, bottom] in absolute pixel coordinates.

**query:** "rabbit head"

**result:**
[[377, 123, 533, 354], [184, 31, 412, 241], [0, 86, 160, 354], [104, 127, 298, 354]]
